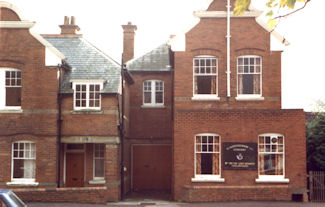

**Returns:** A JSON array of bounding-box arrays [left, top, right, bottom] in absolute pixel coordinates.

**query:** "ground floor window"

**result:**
[[93, 144, 105, 179], [12, 141, 36, 181], [258, 134, 285, 177], [194, 134, 221, 180]]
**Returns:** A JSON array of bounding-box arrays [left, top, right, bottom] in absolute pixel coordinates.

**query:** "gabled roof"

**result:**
[[126, 44, 172, 72], [44, 36, 121, 94]]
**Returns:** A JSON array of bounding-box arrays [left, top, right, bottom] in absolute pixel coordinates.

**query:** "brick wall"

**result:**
[[60, 94, 119, 136], [173, 109, 306, 201], [128, 72, 173, 139], [0, 10, 59, 188], [174, 17, 281, 110], [14, 187, 113, 204]]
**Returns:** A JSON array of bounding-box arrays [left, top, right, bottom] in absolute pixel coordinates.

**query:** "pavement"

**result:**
[[27, 201, 325, 207]]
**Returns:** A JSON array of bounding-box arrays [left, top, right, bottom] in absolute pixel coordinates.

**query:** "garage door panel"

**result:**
[[132, 145, 171, 191]]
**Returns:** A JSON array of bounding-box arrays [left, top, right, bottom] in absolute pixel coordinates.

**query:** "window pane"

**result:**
[[95, 100, 100, 107], [250, 66, 254, 73], [195, 59, 199, 67], [201, 153, 212, 174], [250, 58, 254, 64], [95, 159, 104, 177], [144, 92, 151, 103], [200, 59, 205, 67], [6, 87, 21, 106], [242, 74, 254, 94], [238, 58, 243, 65], [244, 66, 249, 73], [212, 59, 217, 67], [156, 92, 163, 104], [195, 76, 213, 94], [238, 66, 243, 73], [13, 159, 24, 178]]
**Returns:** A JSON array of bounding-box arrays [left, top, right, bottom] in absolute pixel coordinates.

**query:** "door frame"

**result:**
[[131, 144, 172, 190], [63, 144, 86, 185]]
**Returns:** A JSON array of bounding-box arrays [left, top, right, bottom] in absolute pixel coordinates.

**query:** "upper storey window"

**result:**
[[72, 81, 103, 110], [143, 80, 164, 106], [193, 56, 218, 99], [237, 56, 262, 97], [0, 68, 22, 110]]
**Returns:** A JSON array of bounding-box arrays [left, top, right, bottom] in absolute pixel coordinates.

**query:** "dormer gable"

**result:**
[[207, 0, 235, 11], [0, 7, 20, 21]]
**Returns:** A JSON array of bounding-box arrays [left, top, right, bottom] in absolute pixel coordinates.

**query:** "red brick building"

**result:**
[[0, 2, 123, 203], [0, 0, 307, 203], [170, 0, 306, 202]]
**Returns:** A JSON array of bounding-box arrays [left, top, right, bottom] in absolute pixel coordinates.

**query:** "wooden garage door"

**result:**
[[132, 145, 171, 191]]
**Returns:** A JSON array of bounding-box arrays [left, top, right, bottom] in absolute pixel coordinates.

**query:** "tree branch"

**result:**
[[273, 0, 311, 20]]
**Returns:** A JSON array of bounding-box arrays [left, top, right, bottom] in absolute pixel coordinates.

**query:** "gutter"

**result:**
[[57, 61, 70, 188]]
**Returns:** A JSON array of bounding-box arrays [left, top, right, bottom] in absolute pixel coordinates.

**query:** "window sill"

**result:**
[[72, 110, 103, 114], [255, 177, 289, 183], [191, 177, 225, 183], [7, 181, 39, 186], [141, 105, 165, 108], [191, 96, 220, 101], [235, 96, 264, 101], [0, 108, 23, 113], [89, 179, 106, 184]]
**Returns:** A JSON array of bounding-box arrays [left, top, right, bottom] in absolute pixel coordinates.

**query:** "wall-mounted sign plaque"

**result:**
[[222, 142, 257, 170]]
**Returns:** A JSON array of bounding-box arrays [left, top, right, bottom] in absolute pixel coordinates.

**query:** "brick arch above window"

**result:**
[[191, 48, 221, 57], [235, 48, 265, 57]]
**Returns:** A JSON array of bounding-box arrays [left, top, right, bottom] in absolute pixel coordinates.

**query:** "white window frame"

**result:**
[[0, 68, 22, 111], [236, 55, 263, 100], [72, 80, 104, 111], [142, 80, 164, 107], [93, 143, 105, 181], [10, 141, 37, 185], [256, 133, 289, 183], [192, 56, 219, 100], [192, 133, 224, 182]]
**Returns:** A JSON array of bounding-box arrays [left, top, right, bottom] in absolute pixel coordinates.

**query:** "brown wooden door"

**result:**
[[66, 153, 84, 187], [132, 145, 171, 191]]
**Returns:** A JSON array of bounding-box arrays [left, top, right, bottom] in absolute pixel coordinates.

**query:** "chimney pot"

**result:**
[[64, 16, 69, 25], [60, 16, 81, 36], [71, 16, 76, 25]]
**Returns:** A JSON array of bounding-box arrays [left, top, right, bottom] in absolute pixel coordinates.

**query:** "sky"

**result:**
[[3, 0, 325, 111]]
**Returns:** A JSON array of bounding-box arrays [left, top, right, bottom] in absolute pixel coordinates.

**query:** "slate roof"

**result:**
[[126, 43, 172, 71], [44, 36, 121, 94]]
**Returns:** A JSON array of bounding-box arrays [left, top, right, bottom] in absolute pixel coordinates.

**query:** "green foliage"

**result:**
[[234, 0, 251, 16], [234, 0, 309, 28], [306, 113, 325, 171]]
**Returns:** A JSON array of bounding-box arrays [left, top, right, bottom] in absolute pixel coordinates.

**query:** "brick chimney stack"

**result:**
[[60, 16, 80, 36], [122, 22, 137, 64]]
